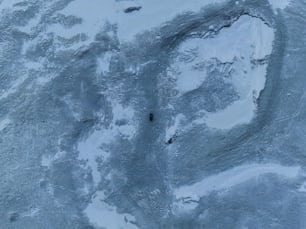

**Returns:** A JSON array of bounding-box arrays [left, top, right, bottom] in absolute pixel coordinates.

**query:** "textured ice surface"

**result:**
[[174, 163, 301, 211], [168, 15, 274, 129], [78, 102, 136, 186], [0, 118, 10, 132], [0, 0, 305, 229]]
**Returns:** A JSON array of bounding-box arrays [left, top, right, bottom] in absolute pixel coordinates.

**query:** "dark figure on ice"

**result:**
[[149, 113, 154, 122]]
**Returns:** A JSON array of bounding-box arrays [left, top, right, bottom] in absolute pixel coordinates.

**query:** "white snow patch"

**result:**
[[205, 98, 253, 129], [41, 151, 66, 168], [24, 61, 43, 71], [111, 103, 137, 139], [17, 14, 41, 34], [35, 75, 55, 85], [0, 0, 23, 10], [175, 15, 274, 64], [205, 65, 268, 129], [116, 0, 229, 41], [0, 75, 28, 100], [85, 191, 139, 229], [78, 130, 112, 185], [96, 52, 112, 75], [78, 102, 136, 186], [298, 181, 306, 193], [204, 15, 274, 129], [168, 53, 208, 94], [21, 208, 40, 218], [171, 15, 274, 129], [165, 114, 184, 141], [41, 155, 53, 168], [46, 0, 117, 48], [173, 194, 200, 212], [174, 163, 301, 210], [46, 0, 230, 44], [0, 118, 10, 131], [268, 0, 291, 12]]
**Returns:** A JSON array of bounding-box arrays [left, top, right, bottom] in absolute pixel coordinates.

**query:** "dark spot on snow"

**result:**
[[8, 212, 19, 222], [39, 179, 47, 189], [124, 6, 142, 13], [167, 138, 173, 144], [149, 113, 154, 122]]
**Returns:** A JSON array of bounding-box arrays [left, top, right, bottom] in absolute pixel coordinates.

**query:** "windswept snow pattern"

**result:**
[[174, 163, 301, 211], [168, 15, 275, 129], [0, 0, 305, 229], [78, 102, 137, 186]]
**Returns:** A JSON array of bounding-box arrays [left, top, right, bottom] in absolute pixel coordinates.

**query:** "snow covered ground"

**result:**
[[174, 163, 302, 211], [168, 15, 275, 129], [0, 0, 301, 228], [84, 191, 139, 229], [46, 0, 232, 43], [268, 0, 291, 12], [78, 102, 137, 186], [0, 118, 10, 132]]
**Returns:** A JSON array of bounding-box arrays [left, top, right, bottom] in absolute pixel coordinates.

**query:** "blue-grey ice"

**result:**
[[2, 0, 306, 229]]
